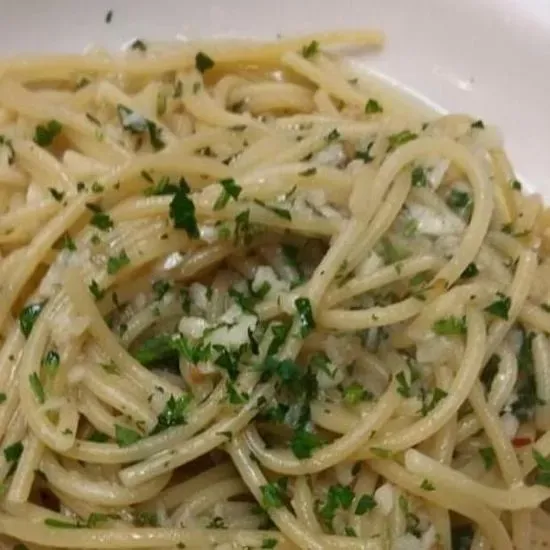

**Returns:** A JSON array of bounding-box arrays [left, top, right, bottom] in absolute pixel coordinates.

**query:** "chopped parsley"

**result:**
[[0, 393, 5, 404], [326, 129, 340, 142], [0, 135, 15, 164], [4, 440, 23, 462], [485, 293, 511, 320], [365, 99, 383, 114], [387, 130, 417, 151], [44, 518, 79, 529], [19, 301, 46, 338], [226, 381, 249, 405], [511, 331, 538, 422], [29, 373, 45, 404], [267, 320, 292, 355], [432, 316, 467, 335], [511, 179, 522, 191], [294, 297, 315, 337], [299, 167, 317, 176], [89, 209, 113, 231], [290, 428, 322, 459], [105, 10, 113, 23], [461, 262, 479, 279], [395, 371, 411, 398], [301, 40, 319, 58], [479, 447, 496, 470], [317, 483, 354, 529], [88, 279, 105, 300], [355, 141, 374, 163], [106, 249, 130, 275], [234, 209, 252, 245], [355, 494, 376, 515], [130, 39, 147, 52], [169, 184, 200, 238], [260, 478, 287, 509], [343, 382, 373, 405], [261, 539, 278, 549], [151, 394, 192, 434], [114, 424, 141, 447], [88, 430, 109, 443], [195, 51, 215, 73], [471, 119, 485, 129], [420, 387, 448, 416], [34, 120, 62, 147], [144, 176, 185, 196], [214, 178, 241, 210], [447, 189, 471, 211], [49, 188, 65, 202], [533, 450, 550, 486], [42, 350, 60, 375], [152, 279, 171, 301], [116, 104, 165, 150], [253, 199, 291, 221], [411, 166, 428, 187], [420, 479, 435, 491]]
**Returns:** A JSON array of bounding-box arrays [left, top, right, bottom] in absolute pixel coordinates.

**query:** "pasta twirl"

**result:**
[[0, 31, 549, 550]]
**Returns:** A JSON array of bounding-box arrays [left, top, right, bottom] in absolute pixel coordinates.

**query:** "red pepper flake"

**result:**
[[512, 437, 531, 448]]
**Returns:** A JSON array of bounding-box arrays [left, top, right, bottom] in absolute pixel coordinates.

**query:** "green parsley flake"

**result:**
[[19, 301, 46, 338], [447, 189, 471, 211], [214, 178, 242, 210], [29, 372, 45, 404], [130, 39, 147, 52], [0, 393, 6, 404], [114, 424, 141, 447], [260, 479, 287, 509], [533, 449, 550, 486], [44, 518, 79, 529], [471, 119, 485, 129], [387, 130, 417, 151], [301, 40, 319, 58], [4, 440, 24, 462], [169, 185, 200, 238], [117, 104, 165, 150], [461, 262, 479, 279], [479, 447, 496, 470], [290, 428, 322, 459], [89, 210, 114, 231], [432, 315, 467, 335], [294, 297, 315, 337], [355, 494, 376, 515], [411, 166, 428, 187], [88, 279, 105, 300], [343, 382, 373, 405], [106, 249, 130, 275], [420, 479, 435, 491], [34, 120, 62, 147], [42, 350, 60, 375], [326, 129, 340, 142], [318, 484, 354, 529], [420, 387, 448, 416], [253, 199, 291, 220], [49, 188, 65, 202], [151, 394, 192, 434], [365, 99, 383, 114], [485, 293, 512, 320], [395, 371, 411, 398], [195, 51, 215, 73]]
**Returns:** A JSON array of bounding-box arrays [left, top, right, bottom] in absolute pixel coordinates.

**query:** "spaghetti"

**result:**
[[0, 30, 549, 550]]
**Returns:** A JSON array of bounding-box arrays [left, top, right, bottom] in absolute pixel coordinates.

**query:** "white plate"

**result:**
[[3, 0, 550, 193]]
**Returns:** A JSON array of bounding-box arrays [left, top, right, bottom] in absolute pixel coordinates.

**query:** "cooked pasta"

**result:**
[[0, 29, 549, 550]]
